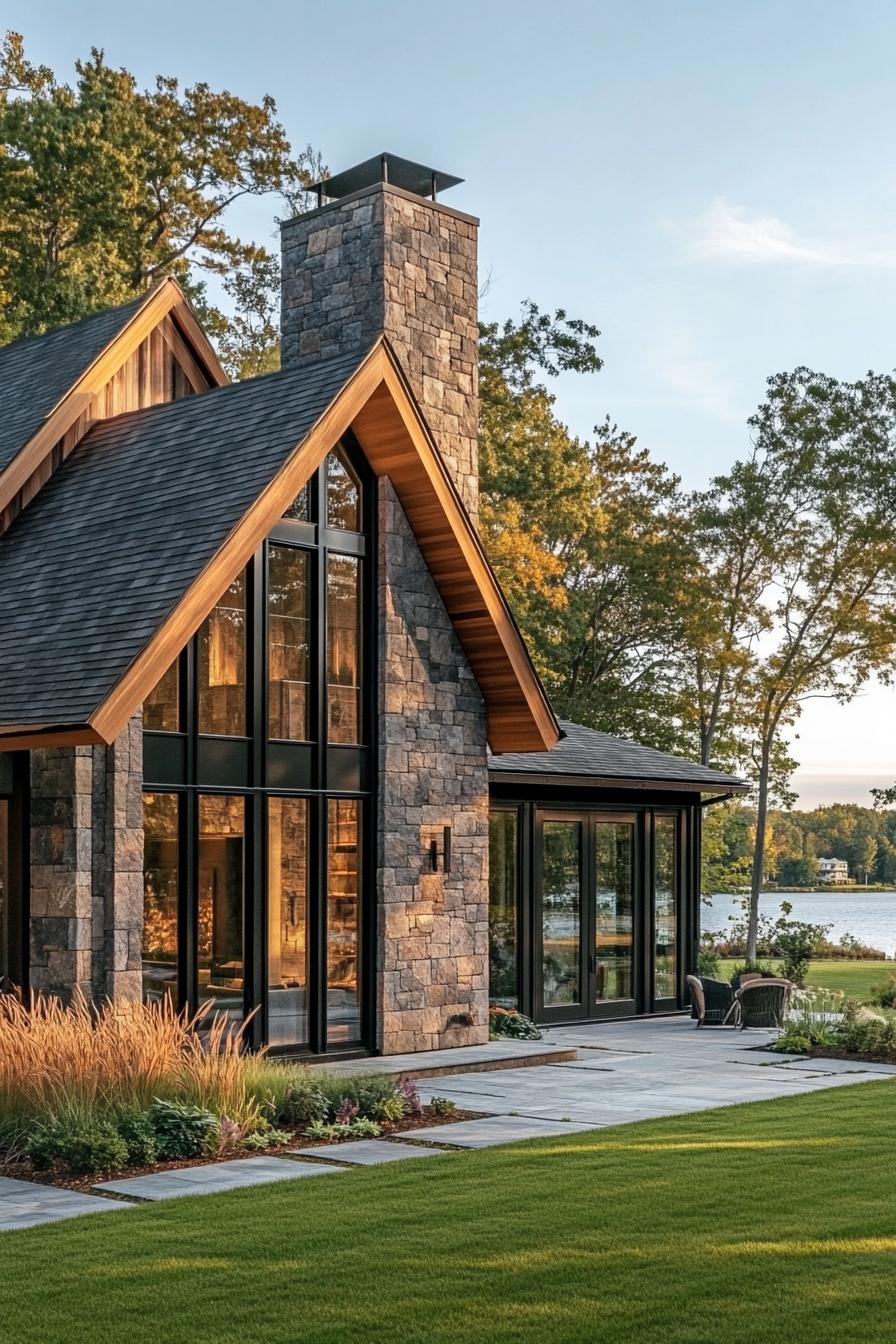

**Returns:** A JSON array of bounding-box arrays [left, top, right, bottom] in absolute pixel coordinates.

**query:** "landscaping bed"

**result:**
[[0, 994, 477, 1193], [0, 1104, 484, 1195]]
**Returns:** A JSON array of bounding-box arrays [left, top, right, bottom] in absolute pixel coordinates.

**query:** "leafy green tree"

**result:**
[[479, 303, 707, 753], [736, 369, 896, 957], [0, 32, 319, 368]]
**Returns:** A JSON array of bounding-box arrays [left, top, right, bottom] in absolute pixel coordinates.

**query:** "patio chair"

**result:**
[[735, 977, 792, 1030], [687, 975, 737, 1026]]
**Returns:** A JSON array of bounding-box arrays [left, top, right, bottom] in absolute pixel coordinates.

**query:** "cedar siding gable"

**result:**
[[0, 339, 558, 755], [0, 279, 227, 533]]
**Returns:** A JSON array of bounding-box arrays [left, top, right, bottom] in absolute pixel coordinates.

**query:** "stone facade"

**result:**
[[377, 479, 490, 1052], [29, 716, 143, 1003], [281, 184, 480, 519]]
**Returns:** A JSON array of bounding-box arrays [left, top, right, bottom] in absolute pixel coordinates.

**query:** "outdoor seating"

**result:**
[[735, 977, 792, 1029], [687, 975, 737, 1026]]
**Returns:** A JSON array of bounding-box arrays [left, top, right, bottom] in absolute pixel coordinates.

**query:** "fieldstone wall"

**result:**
[[377, 479, 490, 1053], [29, 746, 95, 1000], [29, 716, 144, 1003], [281, 183, 480, 519], [90, 714, 144, 1003]]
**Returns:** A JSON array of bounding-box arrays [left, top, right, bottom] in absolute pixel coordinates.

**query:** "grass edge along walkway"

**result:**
[[1, 1078, 895, 1344]]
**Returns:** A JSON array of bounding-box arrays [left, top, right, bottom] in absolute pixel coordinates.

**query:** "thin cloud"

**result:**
[[693, 198, 846, 266], [690, 197, 896, 269]]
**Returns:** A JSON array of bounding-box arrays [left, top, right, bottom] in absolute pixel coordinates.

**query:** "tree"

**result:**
[[735, 369, 896, 958], [0, 32, 320, 369], [479, 303, 709, 753]]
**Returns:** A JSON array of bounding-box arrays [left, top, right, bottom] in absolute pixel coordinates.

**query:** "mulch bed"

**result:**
[[0, 1107, 486, 1195], [779, 1045, 896, 1067]]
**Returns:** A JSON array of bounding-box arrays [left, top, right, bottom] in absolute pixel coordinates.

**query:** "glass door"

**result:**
[[591, 819, 636, 1018], [537, 814, 587, 1020], [653, 813, 680, 1007]]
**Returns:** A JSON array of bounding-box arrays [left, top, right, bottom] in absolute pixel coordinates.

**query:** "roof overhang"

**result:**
[[488, 771, 748, 796], [0, 338, 558, 754], [0, 278, 227, 524]]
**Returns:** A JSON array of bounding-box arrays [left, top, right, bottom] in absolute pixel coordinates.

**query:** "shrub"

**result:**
[[279, 1078, 330, 1127], [303, 1117, 382, 1142], [489, 1006, 542, 1040], [148, 1099, 219, 1160], [428, 1096, 457, 1116], [116, 1111, 158, 1167], [697, 946, 720, 978], [242, 1128, 291, 1151], [397, 1078, 423, 1116], [334, 1098, 360, 1125], [27, 1118, 128, 1174], [317, 1073, 400, 1120], [872, 973, 896, 1009], [375, 1094, 407, 1123]]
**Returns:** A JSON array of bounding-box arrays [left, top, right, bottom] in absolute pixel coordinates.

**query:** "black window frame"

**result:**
[[141, 434, 376, 1056]]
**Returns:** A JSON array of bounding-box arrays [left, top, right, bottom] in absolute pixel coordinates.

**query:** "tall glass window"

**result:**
[[142, 793, 179, 1004], [594, 823, 634, 1002], [198, 573, 247, 736], [268, 546, 310, 741], [326, 450, 360, 530], [327, 555, 362, 744], [198, 795, 245, 1023], [542, 820, 582, 1007], [488, 811, 518, 1008], [268, 798, 308, 1047], [141, 441, 371, 1053], [327, 799, 361, 1043], [654, 815, 678, 1000], [143, 661, 179, 731]]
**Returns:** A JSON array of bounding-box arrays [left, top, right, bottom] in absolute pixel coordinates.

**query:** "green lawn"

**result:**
[[717, 956, 892, 1000], [3, 1080, 896, 1343]]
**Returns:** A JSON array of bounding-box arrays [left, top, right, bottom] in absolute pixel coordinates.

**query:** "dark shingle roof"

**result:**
[[0, 295, 148, 476], [0, 350, 361, 728], [489, 719, 747, 792]]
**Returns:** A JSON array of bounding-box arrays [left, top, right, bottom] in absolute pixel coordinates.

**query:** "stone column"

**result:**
[[91, 713, 144, 1003], [29, 746, 94, 1000]]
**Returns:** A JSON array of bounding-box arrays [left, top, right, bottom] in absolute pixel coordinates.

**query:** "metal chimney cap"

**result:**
[[310, 153, 463, 205]]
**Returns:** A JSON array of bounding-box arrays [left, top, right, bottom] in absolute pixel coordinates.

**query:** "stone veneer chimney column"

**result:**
[[280, 159, 490, 1054], [280, 166, 480, 519]]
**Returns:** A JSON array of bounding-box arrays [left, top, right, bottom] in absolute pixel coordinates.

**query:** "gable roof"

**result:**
[[0, 295, 147, 477], [488, 719, 747, 794], [0, 279, 228, 524], [0, 338, 558, 754]]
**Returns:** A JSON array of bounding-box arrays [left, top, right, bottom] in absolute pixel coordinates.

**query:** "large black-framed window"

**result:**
[[142, 437, 375, 1055]]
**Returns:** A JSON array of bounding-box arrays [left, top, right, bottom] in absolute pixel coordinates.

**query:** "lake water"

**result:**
[[703, 891, 896, 959]]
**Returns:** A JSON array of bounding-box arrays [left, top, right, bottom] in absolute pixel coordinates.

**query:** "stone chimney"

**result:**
[[280, 153, 479, 518]]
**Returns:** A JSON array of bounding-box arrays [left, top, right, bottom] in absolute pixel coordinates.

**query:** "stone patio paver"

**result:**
[[94, 1156, 345, 1201], [0, 1176, 125, 1231], [407, 1114, 601, 1148], [298, 1139, 448, 1165]]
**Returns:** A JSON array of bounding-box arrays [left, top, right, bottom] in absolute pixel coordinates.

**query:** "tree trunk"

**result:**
[[747, 740, 772, 962]]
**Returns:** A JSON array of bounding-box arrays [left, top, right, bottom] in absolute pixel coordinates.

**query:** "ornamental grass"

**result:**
[[0, 993, 266, 1157]]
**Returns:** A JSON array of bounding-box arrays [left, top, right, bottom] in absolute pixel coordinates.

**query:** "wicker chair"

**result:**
[[735, 977, 792, 1029], [687, 974, 737, 1026]]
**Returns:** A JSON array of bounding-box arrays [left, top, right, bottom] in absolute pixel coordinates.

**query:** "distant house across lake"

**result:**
[[819, 857, 850, 885]]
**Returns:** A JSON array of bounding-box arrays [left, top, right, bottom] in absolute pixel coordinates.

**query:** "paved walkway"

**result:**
[[4, 1017, 894, 1229], [410, 1016, 896, 1144]]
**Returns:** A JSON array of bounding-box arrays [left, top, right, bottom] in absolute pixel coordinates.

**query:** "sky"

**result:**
[[8, 0, 896, 808]]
